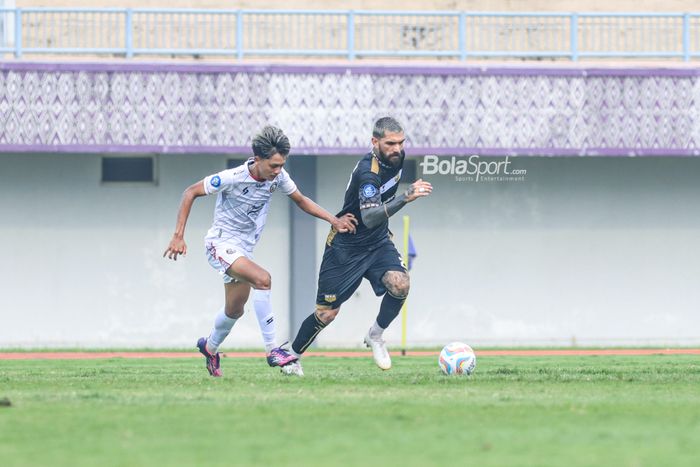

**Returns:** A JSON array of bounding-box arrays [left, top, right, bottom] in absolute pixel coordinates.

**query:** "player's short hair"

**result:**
[[252, 126, 291, 158], [372, 117, 404, 139]]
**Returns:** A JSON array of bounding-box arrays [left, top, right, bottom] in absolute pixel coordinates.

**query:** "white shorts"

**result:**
[[205, 241, 252, 284]]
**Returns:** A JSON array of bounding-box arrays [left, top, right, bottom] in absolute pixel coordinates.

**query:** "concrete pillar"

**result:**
[[287, 155, 318, 340]]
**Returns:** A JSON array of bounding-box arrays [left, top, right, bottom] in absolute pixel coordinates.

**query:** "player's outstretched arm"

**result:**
[[361, 178, 432, 229], [288, 190, 358, 234], [163, 180, 207, 261]]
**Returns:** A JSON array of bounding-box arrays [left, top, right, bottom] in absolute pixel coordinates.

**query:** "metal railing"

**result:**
[[1, 8, 699, 60]]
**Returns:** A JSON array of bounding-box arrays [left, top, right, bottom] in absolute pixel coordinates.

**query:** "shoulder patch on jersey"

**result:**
[[370, 157, 380, 174], [361, 184, 378, 198], [210, 175, 221, 188]]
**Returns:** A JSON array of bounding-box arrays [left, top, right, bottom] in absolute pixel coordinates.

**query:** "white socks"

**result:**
[[207, 290, 277, 354], [369, 320, 384, 339], [253, 289, 277, 353], [207, 308, 237, 354]]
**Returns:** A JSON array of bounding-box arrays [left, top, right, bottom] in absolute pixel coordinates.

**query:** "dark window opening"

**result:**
[[102, 157, 154, 182]]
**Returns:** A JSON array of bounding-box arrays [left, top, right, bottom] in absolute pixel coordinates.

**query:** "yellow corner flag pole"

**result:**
[[401, 215, 410, 356]]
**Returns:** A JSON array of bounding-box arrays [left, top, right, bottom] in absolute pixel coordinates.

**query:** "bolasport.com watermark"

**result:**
[[419, 155, 527, 183]]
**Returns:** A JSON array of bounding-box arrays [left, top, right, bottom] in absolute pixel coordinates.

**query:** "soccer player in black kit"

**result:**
[[282, 117, 432, 376]]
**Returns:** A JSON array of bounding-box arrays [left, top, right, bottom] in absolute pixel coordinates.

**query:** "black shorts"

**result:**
[[316, 240, 406, 308]]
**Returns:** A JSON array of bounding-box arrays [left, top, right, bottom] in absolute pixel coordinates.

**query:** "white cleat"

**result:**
[[280, 360, 304, 377], [364, 332, 392, 370]]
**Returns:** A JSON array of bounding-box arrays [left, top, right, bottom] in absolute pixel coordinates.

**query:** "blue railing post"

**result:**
[[347, 10, 355, 60], [125, 8, 134, 58], [570, 13, 579, 61], [682, 13, 690, 62], [14, 8, 22, 58], [236, 10, 243, 59], [459, 11, 467, 61]]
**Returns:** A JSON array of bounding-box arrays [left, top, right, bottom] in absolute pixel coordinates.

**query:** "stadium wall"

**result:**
[[0, 152, 294, 348], [314, 156, 700, 348], [1, 62, 699, 348]]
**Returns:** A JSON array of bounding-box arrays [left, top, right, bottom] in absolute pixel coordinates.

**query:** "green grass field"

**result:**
[[1, 354, 699, 467]]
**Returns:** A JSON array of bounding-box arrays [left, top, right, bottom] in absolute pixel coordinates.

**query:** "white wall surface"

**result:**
[[1, 153, 699, 348], [315, 155, 700, 348], [0, 153, 292, 349]]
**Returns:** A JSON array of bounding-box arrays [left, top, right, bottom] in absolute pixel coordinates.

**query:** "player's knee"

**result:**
[[385, 272, 410, 299], [315, 307, 339, 325], [252, 272, 271, 290]]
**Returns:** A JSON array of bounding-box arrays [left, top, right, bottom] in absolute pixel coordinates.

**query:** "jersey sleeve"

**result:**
[[358, 170, 382, 210], [203, 169, 235, 195], [278, 168, 298, 195]]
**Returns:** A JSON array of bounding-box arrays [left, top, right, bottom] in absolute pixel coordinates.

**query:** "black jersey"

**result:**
[[329, 151, 403, 249]]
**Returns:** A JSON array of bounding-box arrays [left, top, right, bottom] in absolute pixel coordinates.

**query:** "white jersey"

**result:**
[[203, 158, 297, 252]]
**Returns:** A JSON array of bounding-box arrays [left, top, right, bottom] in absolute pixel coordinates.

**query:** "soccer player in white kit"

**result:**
[[164, 126, 357, 377]]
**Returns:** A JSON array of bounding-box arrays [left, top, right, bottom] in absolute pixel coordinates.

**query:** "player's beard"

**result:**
[[378, 148, 405, 168]]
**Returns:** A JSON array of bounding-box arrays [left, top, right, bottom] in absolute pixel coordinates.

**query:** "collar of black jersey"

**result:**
[[371, 149, 405, 170]]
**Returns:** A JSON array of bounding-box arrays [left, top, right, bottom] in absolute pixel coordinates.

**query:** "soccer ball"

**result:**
[[439, 342, 476, 375]]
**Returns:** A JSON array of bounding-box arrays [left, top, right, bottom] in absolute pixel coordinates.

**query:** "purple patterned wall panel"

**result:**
[[1, 62, 699, 156]]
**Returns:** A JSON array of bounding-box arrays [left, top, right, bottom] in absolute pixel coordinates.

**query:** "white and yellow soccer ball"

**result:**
[[438, 342, 476, 375]]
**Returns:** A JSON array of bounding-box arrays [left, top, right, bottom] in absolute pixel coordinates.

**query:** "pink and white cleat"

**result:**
[[266, 343, 299, 368], [196, 337, 222, 377]]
